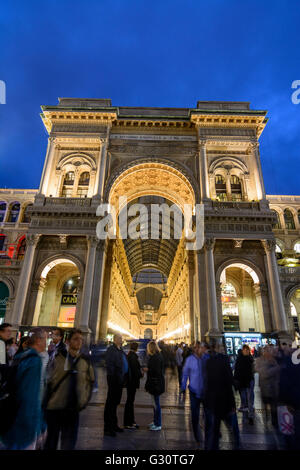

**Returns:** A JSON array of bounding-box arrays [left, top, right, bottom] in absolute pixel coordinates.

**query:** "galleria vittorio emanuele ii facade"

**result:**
[[0, 98, 299, 354]]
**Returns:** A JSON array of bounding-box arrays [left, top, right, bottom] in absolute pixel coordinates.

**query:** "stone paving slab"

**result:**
[[75, 367, 280, 450]]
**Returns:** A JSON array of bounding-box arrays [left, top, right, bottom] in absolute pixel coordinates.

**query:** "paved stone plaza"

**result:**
[[76, 367, 284, 451]]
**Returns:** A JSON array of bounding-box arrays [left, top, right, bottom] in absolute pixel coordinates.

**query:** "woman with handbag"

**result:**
[[144, 341, 165, 431]]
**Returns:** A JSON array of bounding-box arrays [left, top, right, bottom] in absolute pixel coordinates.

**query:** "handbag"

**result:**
[[277, 405, 295, 435]]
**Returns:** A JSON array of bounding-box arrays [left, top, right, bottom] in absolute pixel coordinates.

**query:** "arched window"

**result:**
[[298, 210, 300, 226], [0, 281, 9, 324], [275, 244, 282, 253], [215, 175, 227, 201], [57, 276, 79, 328], [290, 302, 299, 333], [221, 283, 240, 331], [61, 172, 75, 197], [77, 172, 90, 198], [294, 242, 300, 254], [0, 202, 6, 222], [0, 235, 6, 251], [22, 204, 33, 223], [230, 175, 242, 201], [273, 211, 281, 229], [17, 238, 26, 260], [7, 202, 20, 223], [284, 209, 295, 230]]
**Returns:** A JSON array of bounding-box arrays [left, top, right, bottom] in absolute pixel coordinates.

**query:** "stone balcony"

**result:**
[[0, 258, 22, 268], [28, 195, 95, 215], [204, 200, 277, 238], [279, 266, 300, 282]]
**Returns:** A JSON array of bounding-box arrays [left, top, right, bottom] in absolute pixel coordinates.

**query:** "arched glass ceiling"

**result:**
[[120, 196, 183, 277], [136, 287, 163, 311]]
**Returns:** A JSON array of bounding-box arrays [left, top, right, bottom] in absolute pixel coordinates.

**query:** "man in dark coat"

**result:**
[[203, 340, 240, 450], [123, 342, 143, 429], [104, 333, 129, 437], [234, 344, 255, 423]]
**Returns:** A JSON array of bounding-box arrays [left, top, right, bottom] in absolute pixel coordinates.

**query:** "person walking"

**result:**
[[145, 341, 165, 431], [48, 327, 66, 364], [234, 344, 255, 424], [255, 346, 280, 428], [44, 329, 94, 450], [175, 343, 184, 389], [0, 328, 47, 450], [181, 341, 209, 445], [203, 340, 240, 450], [123, 342, 143, 429], [0, 322, 12, 367], [104, 333, 129, 437]]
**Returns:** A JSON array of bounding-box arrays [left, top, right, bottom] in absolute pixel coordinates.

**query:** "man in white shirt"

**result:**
[[0, 323, 12, 365]]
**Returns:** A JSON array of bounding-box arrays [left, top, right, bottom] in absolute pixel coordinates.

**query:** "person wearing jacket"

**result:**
[[255, 346, 280, 427], [104, 333, 129, 437], [44, 329, 94, 450], [181, 341, 209, 444], [234, 344, 255, 424], [0, 328, 47, 450], [123, 342, 143, 429], [145, 341, 165, 431], [203, 340, 240, 450]]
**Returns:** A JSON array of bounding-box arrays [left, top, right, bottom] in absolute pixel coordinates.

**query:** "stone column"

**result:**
[[11, 234, 40, 328], [96, 131, 110, 200], [98, 241, 114, 340], [250, 141, 266, 200], [204, 238, 222, 339], [209, 173, 216, 199], [76, 236, 98, 333], [225, 172, 231, 200], [262, 240, 289, 339], [198, 138, 210, 201], [32, 278, 47, 326], [39, 137, 57, 195], [187, 252, 195, 343], [253, 284, 266, 332]]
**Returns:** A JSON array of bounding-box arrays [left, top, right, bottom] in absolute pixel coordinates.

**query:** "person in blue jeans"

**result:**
[[181, 341, 209, 445], [234, 344, 255, 424], [145, 341, 165, 431]]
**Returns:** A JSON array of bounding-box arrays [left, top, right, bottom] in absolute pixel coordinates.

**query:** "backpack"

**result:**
[[0, 350, 37, 435]]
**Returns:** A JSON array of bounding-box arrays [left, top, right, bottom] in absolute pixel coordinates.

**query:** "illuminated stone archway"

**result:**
[[217, 260, 266, 333], [108, 161, 195, 212], [101, 161, 196, 342], [32, 257, 81, 328]]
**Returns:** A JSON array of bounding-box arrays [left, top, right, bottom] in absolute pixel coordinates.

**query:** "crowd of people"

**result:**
[[0, 321, 300, 450]]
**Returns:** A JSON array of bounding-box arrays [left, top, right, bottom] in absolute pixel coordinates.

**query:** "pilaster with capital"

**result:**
[[204, 238, 222, 337], [198, 137, 210, 201], [76, 236, 99, 331], [262, 239, 289, 335], [39, 137, 57, 195], [249, 140, 266, 200], [11, 234, 41, 327]]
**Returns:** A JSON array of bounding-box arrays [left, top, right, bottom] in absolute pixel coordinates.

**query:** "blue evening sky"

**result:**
[[0, 0, 299, 194]]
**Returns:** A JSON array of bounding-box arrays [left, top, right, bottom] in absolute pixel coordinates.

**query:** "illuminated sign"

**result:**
[[61, 294, 77, 306]]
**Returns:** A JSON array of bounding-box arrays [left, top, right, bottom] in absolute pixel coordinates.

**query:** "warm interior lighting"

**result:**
[[107, 320, 135, 338]]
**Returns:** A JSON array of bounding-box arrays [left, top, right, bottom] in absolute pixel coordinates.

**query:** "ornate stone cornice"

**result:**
[[41, 111, 117, 134], [190, 113, 266, 138]]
